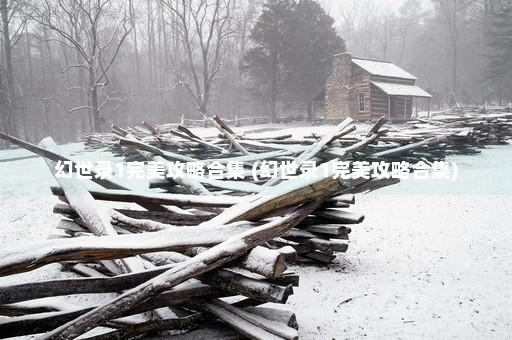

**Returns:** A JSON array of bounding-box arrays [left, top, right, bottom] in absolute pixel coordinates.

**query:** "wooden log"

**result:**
[[308, 238, 348, 253], [177, 124, 207, 141], [199, 299, 298, 340], [212, 148, 298, 165], [68, 263, 109, 278], [207, 160, 352, 225], [212, 115, 250, 155], [155, 322, 240, 340], [366, 116, 388, 137], [372, 135, 447, 158], [0, 309, 95, 337], [327, 193, 355, 204], [267, 274, 300, 288], [118, 137, 196, 163], [243, 307, 298, 330], [170, 129, 225, 152], [145, 245, 288, 280], [303, 224, 351, 238], [314, 209, 365, 224], [0, 263, 173, 304], [295, 118, 354, 163], [264, 118, 354, 186], [117, 131, 212, 196], [200, 269, 293, 303], [0, 221, 255, 276], [0, 285, 218, 338], [39, 138, 144, 274], [50, 186, 237, 208], [0, 304, 60, 316], [82, 313, 203, 340], [54, 204, 210, 226], [301, 251, 336, 263], [235, 246, 288, 279], [39, 202, 319, 339]]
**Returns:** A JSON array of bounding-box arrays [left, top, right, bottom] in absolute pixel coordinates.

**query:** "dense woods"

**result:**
[[0, 0, 511, 144]]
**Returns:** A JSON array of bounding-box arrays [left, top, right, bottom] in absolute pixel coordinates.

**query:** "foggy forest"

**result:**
[[1, 0, 511, 143]]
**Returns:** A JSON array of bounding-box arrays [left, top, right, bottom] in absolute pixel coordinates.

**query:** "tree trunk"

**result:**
[[1, 0, 15, 136], [452, 39, 458, 104], [306, 101, 313, 121]]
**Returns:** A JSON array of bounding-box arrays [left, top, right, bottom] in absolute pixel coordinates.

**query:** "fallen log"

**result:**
[[39, 202, 320, 339], [0, 221, 255, 276], [39, 138, 144, 274], [198, 299, 298, 340], [50, 186, 238, 208], [212, 115, 250, 155]]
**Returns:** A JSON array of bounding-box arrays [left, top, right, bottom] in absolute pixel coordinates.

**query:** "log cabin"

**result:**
[[313, 52, 431, 122]]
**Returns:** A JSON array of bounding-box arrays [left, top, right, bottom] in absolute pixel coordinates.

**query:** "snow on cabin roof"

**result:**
[[352, 58, 417, 80], [371, 81, 432, 98]]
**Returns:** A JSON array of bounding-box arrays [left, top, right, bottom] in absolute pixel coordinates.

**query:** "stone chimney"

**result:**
[[325, 52, 354, 121]]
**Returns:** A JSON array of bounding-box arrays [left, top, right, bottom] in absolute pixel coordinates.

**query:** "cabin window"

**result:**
[[358, 93, 365, 112]]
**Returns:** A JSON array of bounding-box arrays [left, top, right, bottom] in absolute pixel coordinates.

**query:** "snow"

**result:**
[[1, 135, 511, 339], [352, 58, 417, 80], [371, 81, 432, 98], [287, 144, 512, 339]]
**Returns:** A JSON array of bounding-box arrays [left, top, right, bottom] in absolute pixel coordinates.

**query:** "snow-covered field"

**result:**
[[0, 133, 511, 339]]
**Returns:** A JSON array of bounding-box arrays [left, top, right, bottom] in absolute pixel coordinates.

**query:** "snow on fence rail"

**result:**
[[180, 115, 270, 127], [0, 111, 509, 339]]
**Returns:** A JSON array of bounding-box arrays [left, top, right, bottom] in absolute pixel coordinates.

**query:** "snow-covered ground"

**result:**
[[289, 145, 512, 339], [0, 132, 511, 339]]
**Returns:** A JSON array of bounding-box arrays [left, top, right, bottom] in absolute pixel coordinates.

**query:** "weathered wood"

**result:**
[[54, 204, 210, 226], [264, 118, 354, 186], [0, 221, 254, 276], [159, 322, 239, 340], [50, 186, 237, 208], [145, 245, 288, 280], [0, 263, 173, 304], [295, 118, 354, 163], [315, 209, 365, 224], [308, 238, 348, 253], [301, 251, 336, 263], [243, 306, 298, 330], [199, 299, 298, 340], [212, 115, 250, 155], [0, 285, 218, 337], [118, 137, 197, 163], [170, 128, 225, 152], [39, 138, 144, 274], [235, 246, 288, 279], [39, 202, 319, 339], [207, 161, 351, 225], [82, 313, 203, 340], [303, 224, 351, 238], [201, 269, 293, 303], [117, 131, 212, 196], [327, 193, 355, 204], [372, 135, 447, 157]]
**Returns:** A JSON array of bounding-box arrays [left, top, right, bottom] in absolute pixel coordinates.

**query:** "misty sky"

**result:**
[[322, 0, 433, 17]]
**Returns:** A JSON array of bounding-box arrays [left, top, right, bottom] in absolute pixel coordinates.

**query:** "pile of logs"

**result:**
[[1, 111, 509, 338], [80, 116, 474, 168], [414, 111, 512, 145], [0, 118, 401, 339]]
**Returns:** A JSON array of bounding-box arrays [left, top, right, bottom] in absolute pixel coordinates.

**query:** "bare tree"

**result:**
[[162, 0, 239, 119], [432, 0, 475, 102], [31, 0, 132, 132], [1, 0, 27, 137]]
